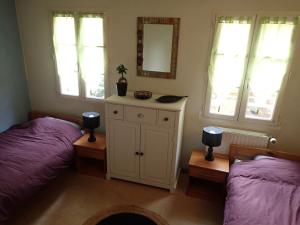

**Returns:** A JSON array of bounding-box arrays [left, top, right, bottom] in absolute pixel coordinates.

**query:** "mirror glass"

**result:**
[[143, 24, 173, 73], [137, 17, 180, 79]]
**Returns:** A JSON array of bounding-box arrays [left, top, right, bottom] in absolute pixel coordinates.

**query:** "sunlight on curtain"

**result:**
[[245, 17, 297, 120], [209, 16, 252, 116], [53, 15, 79, 96], [79, 16, 105, 99]]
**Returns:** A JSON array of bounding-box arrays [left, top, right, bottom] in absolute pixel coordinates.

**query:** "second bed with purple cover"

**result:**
[[224, 157, 300, 225], [0, 117, 82, 224]]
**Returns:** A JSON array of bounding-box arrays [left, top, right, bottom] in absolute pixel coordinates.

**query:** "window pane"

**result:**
[[81, 47, 105, 99], [80, 17, 104, 46], [81, 47, 104, 75], [53, 16, 79, 96], [53, 16, 76, 45], [85, 74, 105, 99], [209, 18, 252, 116], [79, 16, 105, 99], [245, 18, 296, 120], [55, 46, 79, 95], [60, 72, 80, 96]]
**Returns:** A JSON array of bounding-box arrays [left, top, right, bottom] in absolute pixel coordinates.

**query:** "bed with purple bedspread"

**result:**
[[224, 157, 300, 225], [0, 117, 82, 224]]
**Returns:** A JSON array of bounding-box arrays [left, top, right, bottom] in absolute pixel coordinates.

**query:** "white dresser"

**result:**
[[105, 93, 187, 192]]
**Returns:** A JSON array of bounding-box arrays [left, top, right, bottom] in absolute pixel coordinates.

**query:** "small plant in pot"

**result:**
[[116, 64, 128, 96]]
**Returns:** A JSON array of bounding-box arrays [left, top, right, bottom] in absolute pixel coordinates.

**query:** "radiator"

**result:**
[[212, 127, 270, 154]]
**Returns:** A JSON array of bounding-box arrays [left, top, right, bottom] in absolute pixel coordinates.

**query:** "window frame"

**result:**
[[204, 12, 299, 126], [51, 11, 108, 101], [204, 14, 257, 121]]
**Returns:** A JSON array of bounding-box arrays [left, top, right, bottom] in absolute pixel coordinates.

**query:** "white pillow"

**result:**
[[234, 159, 243, 164], [254, 155, 275, 160]]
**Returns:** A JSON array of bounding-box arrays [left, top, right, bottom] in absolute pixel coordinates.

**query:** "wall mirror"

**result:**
[[137, 17, 180, 79]]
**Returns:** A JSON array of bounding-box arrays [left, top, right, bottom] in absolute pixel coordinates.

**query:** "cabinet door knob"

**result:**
[[140, 152, 144, 156], [135, 152, 139, 155], [137, 113, 144, 118], [113, 110, 118, 114], [164, 117, 169, 121]]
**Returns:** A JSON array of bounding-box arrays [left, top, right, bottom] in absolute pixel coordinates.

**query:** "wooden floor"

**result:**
[[10, 170, 224, 225]]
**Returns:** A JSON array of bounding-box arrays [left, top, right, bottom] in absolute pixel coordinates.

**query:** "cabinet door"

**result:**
[[109, 120, 140, 179], [140, 125, 173, 185]]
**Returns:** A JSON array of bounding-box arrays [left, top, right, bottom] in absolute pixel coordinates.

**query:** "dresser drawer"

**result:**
[[125, 106, 157, 124], [107, 104, 124, 120], [158, 110, 176, 128]]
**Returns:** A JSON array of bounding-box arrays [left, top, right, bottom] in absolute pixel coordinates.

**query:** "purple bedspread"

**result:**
[[224, 158, 300, 225], [0, 117, 82, 224]]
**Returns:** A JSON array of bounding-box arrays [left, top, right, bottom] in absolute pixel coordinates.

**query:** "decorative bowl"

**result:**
[[156, 95, 187, 103], [134, 91, 152, 100]]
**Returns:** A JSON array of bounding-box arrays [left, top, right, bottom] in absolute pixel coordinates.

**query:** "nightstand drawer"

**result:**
[[107, 103, 124, 120], [124, 106, 157, 125], [75, 146, 105, 160], [189, 166, 227, 183]]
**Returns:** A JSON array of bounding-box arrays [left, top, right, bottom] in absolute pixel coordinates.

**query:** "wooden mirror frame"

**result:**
[[136, 17, 180, 79]]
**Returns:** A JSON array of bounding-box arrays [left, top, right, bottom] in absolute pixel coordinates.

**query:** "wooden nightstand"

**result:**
[[187, 150, 229, 201], [73, 133, 106, 177]]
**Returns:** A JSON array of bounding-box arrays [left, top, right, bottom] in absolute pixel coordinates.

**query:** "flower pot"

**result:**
[[116, 82, 128, 96]]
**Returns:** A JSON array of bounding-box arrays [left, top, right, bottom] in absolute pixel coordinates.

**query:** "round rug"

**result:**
[[83, 205, 169, 225]]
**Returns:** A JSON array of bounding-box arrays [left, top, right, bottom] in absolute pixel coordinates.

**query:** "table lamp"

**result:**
[[82, 112, 100, 142], [202, 126, 223, 161]]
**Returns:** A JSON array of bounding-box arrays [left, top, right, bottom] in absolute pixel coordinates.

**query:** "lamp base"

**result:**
[[205, 146, 214, 161], [88, 129, 96, 142]]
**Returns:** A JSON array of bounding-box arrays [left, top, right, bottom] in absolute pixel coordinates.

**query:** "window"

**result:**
[[52, 13, 105, 99], [206, 15, 298, 123]]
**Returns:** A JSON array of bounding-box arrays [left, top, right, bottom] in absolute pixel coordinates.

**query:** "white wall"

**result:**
[[16, 0, 300, 165]]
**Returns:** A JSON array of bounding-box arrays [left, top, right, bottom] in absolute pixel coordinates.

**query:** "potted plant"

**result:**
[[116, 64, 128, 96]]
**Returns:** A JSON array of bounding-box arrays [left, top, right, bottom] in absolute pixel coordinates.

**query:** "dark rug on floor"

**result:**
[[83, 205, 169, 225], [96, 212, 157, 225]]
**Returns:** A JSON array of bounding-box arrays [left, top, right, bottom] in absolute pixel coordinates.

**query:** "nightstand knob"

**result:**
[[113, 110, 118, 114], [164, 117, 169, 121]]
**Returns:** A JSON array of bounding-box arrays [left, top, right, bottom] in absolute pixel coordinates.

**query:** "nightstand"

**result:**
[[187, 150, 229, 201], [73, 133, 106, 177]]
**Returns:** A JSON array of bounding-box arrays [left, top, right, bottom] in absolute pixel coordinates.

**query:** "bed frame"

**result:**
[[229, 144, 300, 164], [29, 111, 83, 128]]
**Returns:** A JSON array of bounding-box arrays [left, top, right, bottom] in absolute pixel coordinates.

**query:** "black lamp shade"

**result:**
[[202, 126, 223, 147], [82, 112, 100, 142], [82, 112, 100, 129]]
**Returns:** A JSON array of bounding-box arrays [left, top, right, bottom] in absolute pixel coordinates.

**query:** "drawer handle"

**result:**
[[164, 117, 169, 121], [137, 113, 144, 118], [113, 110, 118, 114]]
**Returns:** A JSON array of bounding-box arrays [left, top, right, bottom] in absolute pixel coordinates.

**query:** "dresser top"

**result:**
[[105, 93, 187, 111]]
